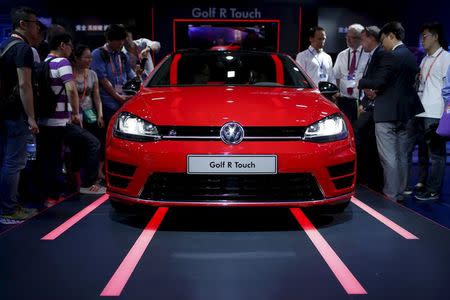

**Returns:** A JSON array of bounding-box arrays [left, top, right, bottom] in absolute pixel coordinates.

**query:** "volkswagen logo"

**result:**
[[220, 122, 245, 145]]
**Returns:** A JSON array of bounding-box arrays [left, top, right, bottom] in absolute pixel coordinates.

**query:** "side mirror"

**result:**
[[122, 77, 142, 96], [318, 81, 339, 95]]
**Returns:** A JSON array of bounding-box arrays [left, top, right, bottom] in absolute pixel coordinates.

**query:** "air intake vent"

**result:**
[[327, 161, 355, 178], [140, 173, 324, 202], [107, 161, 136, 177]]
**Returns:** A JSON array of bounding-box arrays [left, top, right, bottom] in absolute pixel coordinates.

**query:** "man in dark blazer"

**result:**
[[354, 26, 383, 192], [358, 22, 424, 201]]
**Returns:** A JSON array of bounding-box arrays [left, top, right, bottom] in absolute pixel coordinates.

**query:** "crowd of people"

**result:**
[[0, 6, 448, 225], [296, 22, 449, 203], [0, 7, 160, 224]]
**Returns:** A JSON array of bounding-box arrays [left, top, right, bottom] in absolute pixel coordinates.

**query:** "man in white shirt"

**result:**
[[296, 26, 335, 86], [411, 23, 450, 201], [123, 30, 161, 80], [333, 24, 369, 123]]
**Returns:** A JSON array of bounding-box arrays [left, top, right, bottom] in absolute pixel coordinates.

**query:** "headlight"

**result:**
[[303, 114, 348, 142], [113, 112, 161, 141]]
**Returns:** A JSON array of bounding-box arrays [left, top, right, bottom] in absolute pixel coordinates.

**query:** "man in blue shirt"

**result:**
[[91, 24, 135, 126]]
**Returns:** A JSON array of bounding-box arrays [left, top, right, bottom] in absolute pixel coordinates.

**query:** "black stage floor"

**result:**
[[1, 185, 450, 300]]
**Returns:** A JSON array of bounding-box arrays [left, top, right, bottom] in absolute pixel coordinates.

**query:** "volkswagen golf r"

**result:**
[[106, 50, 356, 212]]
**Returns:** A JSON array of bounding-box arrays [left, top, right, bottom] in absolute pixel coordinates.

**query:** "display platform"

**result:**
[[1, 185, 450, 300]]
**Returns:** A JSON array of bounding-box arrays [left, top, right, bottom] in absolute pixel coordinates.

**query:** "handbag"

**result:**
[[82, 108, 97, 124], [436, 102, 450, 137]]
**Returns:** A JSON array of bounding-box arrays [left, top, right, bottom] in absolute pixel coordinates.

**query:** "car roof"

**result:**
[[174, 49, 280, 56]]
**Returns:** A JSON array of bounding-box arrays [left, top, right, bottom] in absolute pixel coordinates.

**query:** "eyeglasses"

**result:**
[[347, 35, 361, 40], [421, 33, 433, 40], [23, 19, 40, 24]]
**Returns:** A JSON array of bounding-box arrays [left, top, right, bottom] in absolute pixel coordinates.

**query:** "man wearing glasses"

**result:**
[[359, 21, 424, 202], [0, 7, 40, 224], [410, 23, 450, 201], [333, 24, 369, 124]]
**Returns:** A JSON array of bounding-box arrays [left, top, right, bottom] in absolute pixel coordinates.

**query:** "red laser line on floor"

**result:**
[[100, 207, 169, 297], [290, 207, 367, 295], [41, 194, 110, 240], [351, 196, 419, 239]]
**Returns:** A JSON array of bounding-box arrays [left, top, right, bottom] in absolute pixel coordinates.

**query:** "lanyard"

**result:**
[[308, 48, 324, 70], [421, 49, 444, 83], [347, 49, 363, 72], [76, 70, 88, 101], [104, 46, 123, 82]]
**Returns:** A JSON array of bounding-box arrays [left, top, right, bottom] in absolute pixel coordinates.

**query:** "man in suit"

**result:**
[[355, 26, 383, 191], [358, 22, 424, 201]]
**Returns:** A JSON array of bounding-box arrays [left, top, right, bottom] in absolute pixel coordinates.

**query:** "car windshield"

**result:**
[[146, 51, 312, 88]]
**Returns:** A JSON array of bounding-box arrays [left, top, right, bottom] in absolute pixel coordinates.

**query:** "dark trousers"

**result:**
[[37, 124, 100, 199], [337, 96, 358, 124], [354, 110, 383, 191], [83, 121, 106, 160], [407, 117, 447, 193]]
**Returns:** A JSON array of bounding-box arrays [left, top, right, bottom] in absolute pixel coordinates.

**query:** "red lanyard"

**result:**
[[104, 46, 123, 78], [76, 70, 88, 101], [80, 73, 87, 100], [422, 49, 444, 82]]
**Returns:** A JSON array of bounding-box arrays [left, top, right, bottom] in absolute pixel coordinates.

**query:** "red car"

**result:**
[[106, 50, 356, 212]]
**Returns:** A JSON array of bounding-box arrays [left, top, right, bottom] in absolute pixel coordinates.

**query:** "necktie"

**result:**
[[347, 49, 357, 96], [348, 49, 357, 75]]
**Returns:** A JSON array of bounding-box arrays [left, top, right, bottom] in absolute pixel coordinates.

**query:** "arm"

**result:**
[[98, 78, 129, 104], [64, 80, 82, 126], [358, 51, 394, 91], [442, 64, 450, 104], [327, 55, 336, 84], [295, 52, 306, 70], [17, 67, 38, 134], [92, 73, 104, 128], [333, 52, 345, 88]]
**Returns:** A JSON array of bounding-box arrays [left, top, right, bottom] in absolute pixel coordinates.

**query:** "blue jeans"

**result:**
[[0, 118, 29, 214]]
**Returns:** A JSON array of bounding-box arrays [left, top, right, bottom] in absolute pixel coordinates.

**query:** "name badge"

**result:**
[[345, 79, 356, 89], [319, 73, 327, 79]]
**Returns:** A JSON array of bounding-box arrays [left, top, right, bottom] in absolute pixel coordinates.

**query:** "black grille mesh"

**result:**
[[140, 173, 323, 202]]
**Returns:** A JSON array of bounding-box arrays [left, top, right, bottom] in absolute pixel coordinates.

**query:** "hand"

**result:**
[[97, 116, 105, 128], [28, 116, 39, 134], [140, 47, 150, 59], [363, 89, 377, 100], [71, 113, 82, 127], [135, 65, 144, 78], [358, 105, 366, 114], [331, 92, 340, 102]]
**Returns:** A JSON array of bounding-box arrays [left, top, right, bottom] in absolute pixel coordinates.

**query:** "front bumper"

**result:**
[[105, 136, 356, 207]]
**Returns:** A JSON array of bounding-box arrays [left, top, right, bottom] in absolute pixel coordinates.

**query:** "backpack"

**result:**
[[33, 57, 65, 119], [0, 39, 22, 112]]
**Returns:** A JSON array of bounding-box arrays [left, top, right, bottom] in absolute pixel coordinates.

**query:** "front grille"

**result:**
[[140, 173, 323, 202], [158, 126, 306, 139]]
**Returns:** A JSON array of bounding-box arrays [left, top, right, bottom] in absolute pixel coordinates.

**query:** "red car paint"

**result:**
[[106, 51, 355, 208]]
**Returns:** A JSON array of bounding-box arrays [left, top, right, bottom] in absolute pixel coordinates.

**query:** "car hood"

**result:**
[[121, 86, 340, 127]]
